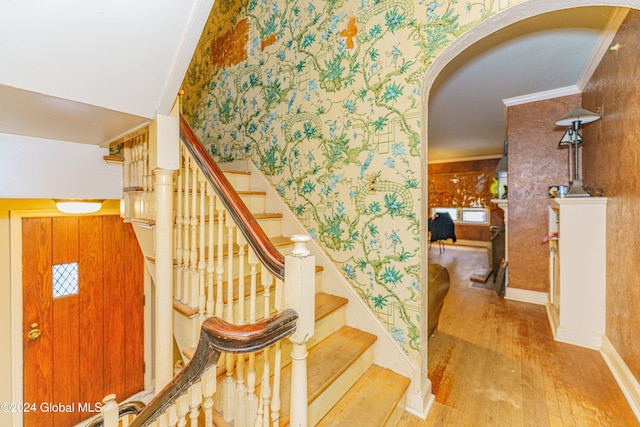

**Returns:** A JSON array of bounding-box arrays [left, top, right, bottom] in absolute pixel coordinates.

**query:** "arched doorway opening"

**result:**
[[419, 0, 640, 421]]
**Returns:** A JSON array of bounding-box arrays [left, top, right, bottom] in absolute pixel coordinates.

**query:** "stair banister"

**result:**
[[118, 116, 317, 425], [179, 114, 285, 279], [129, 309, 298, 427]]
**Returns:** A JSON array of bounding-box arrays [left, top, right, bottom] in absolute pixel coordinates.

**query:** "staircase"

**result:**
[[108, 116, 411, 426]]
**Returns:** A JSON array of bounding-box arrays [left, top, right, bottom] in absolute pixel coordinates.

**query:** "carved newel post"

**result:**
[[284, 235, 315, 427]]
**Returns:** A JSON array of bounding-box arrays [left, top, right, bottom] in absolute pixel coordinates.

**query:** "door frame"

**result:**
[[10, 209, 153, 427]]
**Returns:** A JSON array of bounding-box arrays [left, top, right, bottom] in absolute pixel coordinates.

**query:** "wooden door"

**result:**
[[22, 215, 144, 427]]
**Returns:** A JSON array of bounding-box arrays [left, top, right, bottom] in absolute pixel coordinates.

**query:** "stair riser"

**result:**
[[222, 172, 251, 191], [309, 346, 375, 426], [385, 395, 408, 427], [173, 310, 199, 351], [131, 223, 155, 257]]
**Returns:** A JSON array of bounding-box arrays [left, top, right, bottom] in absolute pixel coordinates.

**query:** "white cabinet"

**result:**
[[546, 197, 607, 349]]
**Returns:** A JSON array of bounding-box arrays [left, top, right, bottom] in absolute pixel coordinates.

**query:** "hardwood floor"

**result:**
[[398, 246, 639, 427]]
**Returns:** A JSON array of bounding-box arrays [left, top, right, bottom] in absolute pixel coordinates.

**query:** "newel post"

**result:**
[[284, 235, 315, 427], [150, 100, 180, 390]]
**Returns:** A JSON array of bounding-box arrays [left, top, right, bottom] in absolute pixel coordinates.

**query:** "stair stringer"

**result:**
[[222, 159, 433, 419], [130, 221, 157, 282]]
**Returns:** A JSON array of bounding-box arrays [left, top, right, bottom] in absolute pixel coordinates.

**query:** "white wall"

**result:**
[[0, 133, 123, 200]]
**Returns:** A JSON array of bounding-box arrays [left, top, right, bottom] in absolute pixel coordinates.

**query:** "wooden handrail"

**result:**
[[129, 308, 298, 427], [179, 114, 286, 280]]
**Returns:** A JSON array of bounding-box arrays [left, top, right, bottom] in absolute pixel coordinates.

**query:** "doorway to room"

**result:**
[[21, 215, 144, 427]]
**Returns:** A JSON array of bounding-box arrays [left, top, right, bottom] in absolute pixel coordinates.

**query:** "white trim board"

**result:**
[[502, 85, 580, 107], [504, 287, 549, 305], [576, 8, 630, 90], [600, 336, 640, 423]]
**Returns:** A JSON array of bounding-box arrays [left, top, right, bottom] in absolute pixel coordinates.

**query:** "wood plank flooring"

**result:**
[[398, 246, 639, 427]]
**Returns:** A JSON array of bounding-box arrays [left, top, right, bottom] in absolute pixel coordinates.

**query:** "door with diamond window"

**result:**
[[22, 215, 144, 427]]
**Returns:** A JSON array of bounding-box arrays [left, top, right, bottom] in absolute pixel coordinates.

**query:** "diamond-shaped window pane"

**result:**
[[52, 262, 79, 298]]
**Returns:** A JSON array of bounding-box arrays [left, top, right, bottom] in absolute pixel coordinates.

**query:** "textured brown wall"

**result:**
[[428, 159, 504, 241], [506, 94, 581, 292], [582, 10, 640, 379]]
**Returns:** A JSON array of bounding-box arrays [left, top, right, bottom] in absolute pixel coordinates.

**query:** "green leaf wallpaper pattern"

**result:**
[[182, 0, 521, 360]]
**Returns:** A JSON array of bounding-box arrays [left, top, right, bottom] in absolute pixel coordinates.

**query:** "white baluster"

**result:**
[[202, 366, 217, 427], [215, 198, 225, 318], [198, 170, 207, 318], [274, 277, 284, 312], [141, 134, 149, 219], [189, 158, 199, 308], [206, 187, 216, 317], [235, 236, 247, 426], [226, 210, 236, 323], [256, 345, 271, 427], [177, 393, 190, 427], [129, 138, 137, 188], [262, 264, 273, 321], [223, 210, 237, 422], [182, 156, 191, 305], [237, 233, 247, 323], [256, 265, 273, 427], [128, 139, 140, 217], [167, 404, 179, 427], [189, 382, 202, 427], [174, 150, 184, 303], [271, 339, 283, 427], [137, 137, 144, 191], [246, 248, 259, 426], [146, 134, 156, 219]]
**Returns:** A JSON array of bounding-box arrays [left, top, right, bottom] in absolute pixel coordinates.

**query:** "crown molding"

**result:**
[[502, 85, 581, 107], [428, 154, 502, 164], [576, 7, 630, 90]]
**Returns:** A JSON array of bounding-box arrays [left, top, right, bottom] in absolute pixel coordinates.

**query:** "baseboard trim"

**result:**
[[600, 336, 640, 423], [504, 287, 548, 305], [555, 327, 602, 350], [405, 391, 435, 420]]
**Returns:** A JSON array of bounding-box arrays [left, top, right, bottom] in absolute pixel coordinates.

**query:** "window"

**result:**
[[461, 208, 488, 224], [52, 262, 79, 298], [432, 207, 459, 221], [431, 207, 489, 225]]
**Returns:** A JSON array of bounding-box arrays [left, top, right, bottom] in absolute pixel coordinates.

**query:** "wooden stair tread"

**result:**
[[173, 299, 199, 317], [104, 155, 124, 165], [316, 365, 410, 427], [279, 326, 377, 421], [221, 169, 250, 176], [316, 292, 348, 321]]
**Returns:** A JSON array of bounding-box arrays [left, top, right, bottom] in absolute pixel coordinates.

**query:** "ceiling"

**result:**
[[0, 0, 213, 146], [428, 6, 624, 162]]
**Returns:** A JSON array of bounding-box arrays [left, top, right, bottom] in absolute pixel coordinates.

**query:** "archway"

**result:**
[[419, 0, 640, 416]]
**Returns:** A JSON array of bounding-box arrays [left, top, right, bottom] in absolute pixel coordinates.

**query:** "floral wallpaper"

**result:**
[[182, 0, 521, 361]]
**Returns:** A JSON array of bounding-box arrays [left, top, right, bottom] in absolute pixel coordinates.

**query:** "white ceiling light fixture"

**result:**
[[54, 199, 103, 214]]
